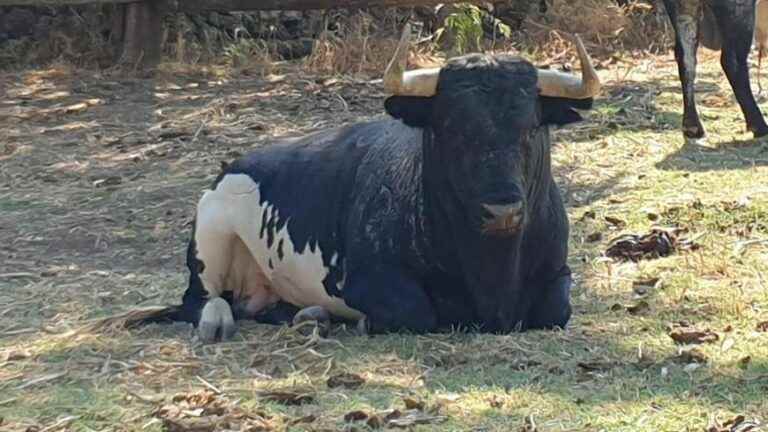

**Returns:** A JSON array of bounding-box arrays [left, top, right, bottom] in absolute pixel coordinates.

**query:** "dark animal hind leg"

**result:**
[[343, 265, 437, 334], [666, 2, 706, 140], [525, 268, 573, 331], [712, 2, 768, 138]]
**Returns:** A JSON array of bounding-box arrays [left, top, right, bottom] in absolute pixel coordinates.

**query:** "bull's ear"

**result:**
[[385, 96, 434, 128], [539, 96, 594, 126]]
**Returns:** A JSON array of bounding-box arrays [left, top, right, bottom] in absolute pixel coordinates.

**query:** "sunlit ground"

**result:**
[[1, 49, 767, 431]]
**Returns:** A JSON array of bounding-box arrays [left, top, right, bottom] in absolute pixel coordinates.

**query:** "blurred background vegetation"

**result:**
[[0, 0, 673, 71]]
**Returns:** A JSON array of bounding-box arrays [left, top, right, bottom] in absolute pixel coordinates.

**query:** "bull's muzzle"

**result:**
[[481, 202, 525, 236]]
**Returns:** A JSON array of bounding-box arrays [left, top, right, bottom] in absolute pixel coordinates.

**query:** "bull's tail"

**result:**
[[128, 304, 194, 326], [80, 304, 194, 333]]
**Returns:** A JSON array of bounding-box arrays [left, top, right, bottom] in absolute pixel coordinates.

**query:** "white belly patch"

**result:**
[[195, 173, 362, 320]]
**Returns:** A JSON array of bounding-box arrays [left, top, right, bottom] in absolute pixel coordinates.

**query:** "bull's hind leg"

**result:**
[[711, 1, 768, 138], [193, 196, 239, 342]]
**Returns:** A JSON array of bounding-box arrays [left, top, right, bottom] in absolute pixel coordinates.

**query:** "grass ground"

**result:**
[[1, 48, 768, 432]]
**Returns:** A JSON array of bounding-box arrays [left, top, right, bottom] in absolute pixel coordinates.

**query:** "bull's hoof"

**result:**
[[292, 305, 330, 337], [198, 297, 236, 343], [356, 317, 370, 336], [684, 136, 711, 148]]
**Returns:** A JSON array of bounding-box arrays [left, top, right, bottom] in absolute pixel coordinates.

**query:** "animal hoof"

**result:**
[[292, 305, 331, 325], [292, 305, 331, 337], [198, 297, 236, 343], [356, 317, 370, 336], [684, 136, 711, 148]]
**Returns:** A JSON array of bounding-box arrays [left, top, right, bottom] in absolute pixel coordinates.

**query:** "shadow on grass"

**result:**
[[656, 139, 768, 172], [556, 81, 683, 145]]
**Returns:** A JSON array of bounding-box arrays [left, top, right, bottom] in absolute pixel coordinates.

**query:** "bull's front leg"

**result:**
[[342, 264, 438, 334], [524, 267, 573, 331]]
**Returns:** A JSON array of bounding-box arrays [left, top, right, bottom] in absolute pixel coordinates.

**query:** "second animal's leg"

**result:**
[[666, 1, 706, 139], [713, 1, 768, 138]]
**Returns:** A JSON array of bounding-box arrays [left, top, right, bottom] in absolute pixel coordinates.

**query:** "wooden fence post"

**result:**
[[119, 0, 163, 68]]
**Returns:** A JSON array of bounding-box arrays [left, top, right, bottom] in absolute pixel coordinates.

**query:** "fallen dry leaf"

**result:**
[[288, 414, 316, 425], [627, 301, 651, 315], [756, 321, 768, 332], [606, 229, 670, 261], [2, 350, 31, 362], [258, 390, 314, 405], [402, 397, 425, 411], [386, 409, 446, 428], [738, 356, 752, 369], [488, 395, 504, 408], [343, 410, 369, 422], [509, 359, 542, 371], [669, 326, 719, 345], [633, 277, 661, 296], [606, 228, 698, 262], [327, 372, 365, 389], [577, 361, 616, 372], [172, 390, 217, 408], [366, 414, 383, 429], [586, 232, 602, 242], [604, 215, 626, 228], [610, 301, 650, 315], [161, 417, 220, 432], [676, 347, 708, 364], [706, 414, 762, 432]]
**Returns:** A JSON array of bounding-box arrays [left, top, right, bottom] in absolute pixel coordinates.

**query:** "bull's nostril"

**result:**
[[481, 202, 525, 235], [482, 202, 523, 219]]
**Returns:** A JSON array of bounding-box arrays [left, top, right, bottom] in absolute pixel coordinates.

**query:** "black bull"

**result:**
[[139, 32, 600, 342], [663, 0, 768, 140]]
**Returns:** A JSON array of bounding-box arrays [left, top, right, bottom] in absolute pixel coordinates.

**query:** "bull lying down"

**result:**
[[147, 26, 601, 342]]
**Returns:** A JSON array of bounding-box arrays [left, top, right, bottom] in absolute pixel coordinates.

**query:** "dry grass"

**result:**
[[522, 0, 674, 59], [2, 44, 768, 431], [304, 11, 441, 76]]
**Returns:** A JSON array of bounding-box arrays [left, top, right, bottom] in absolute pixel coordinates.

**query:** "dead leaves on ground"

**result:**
[[610, 300, 651, 315], [606, 227, 700, 262], [669, 324, 719, 345], [258, 390, 314, 406], [342, 396, 447, 429], [327, 372, 365, 389], [706, 415, 763, 432], [154, 390, 276, 431], [675, 347, 709, 364]]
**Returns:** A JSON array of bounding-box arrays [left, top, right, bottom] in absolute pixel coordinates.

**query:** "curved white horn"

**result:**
[[383, 23, 439, 97], [537, 34, 601, 99]]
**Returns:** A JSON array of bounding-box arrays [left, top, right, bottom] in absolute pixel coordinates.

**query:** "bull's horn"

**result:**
[[537, 34, 601, 99], [383, 23, 439, 97]]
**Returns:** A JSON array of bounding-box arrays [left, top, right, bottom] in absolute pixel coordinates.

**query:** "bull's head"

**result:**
[[383, 25, 600, 237]]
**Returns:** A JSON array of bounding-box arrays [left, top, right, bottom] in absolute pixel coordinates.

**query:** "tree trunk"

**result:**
[[118, 1, 162, 68]]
